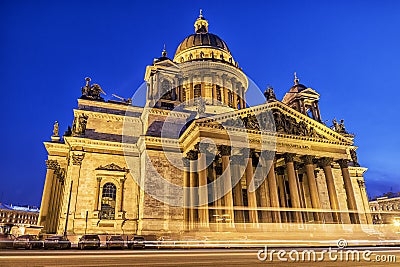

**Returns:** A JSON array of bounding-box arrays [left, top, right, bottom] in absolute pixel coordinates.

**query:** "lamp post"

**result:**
[[84, 211, 88, 235], [63, 181, 73, 237]]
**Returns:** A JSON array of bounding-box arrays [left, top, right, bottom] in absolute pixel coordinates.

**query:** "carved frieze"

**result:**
[[274, 110, 324, 138], [96, 163, 129, 172], [223, 109, 325, 140]]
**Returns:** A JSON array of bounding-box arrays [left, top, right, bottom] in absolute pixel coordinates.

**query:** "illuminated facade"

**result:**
[[370, 196, 400, 224], [39, 12, 372, 237], [0, 203, 39, 226]]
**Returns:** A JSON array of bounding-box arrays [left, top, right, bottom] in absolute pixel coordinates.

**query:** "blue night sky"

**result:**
[[1, 0, 399, 206]]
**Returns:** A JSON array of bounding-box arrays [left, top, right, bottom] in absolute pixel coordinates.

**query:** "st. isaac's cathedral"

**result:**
[[38, 12, 372, 241]]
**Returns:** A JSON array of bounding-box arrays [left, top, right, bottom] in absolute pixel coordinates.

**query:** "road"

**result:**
[[0, 247, 399, 266]]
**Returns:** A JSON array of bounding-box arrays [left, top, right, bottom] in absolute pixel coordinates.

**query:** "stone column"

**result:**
[[189, 77, 194, 102], [245, 154, 259, 226], [52, 170, 64, 232], [182, 158, 190, 231], [240, 87, 246, 109], [48, 168, 60, 233], [258, 165, 271, 223], [302, 155, 323, 222], [357, 179, 372, 224], [266, 161, 281, 223], [187, 150, 198, 230], [319, 157, 340, 223], [231, 155, 245, 225], [54, 174, 65, 233], [212, 75, 217, 105], [211, 160, 222, 217], [197, 145, 209, 229], [219, 145, 235, 228], [283, 153, 302, 223], [338, 159, 360, 224], [38, 159, 58, 231], [69, 153, 85, 233], [276, 167, 288, 222]]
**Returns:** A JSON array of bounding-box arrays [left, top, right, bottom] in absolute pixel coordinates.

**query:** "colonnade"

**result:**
[[148, 72, 247, 110], [183, 144, 360, 231], [38, 159, 65, 233]]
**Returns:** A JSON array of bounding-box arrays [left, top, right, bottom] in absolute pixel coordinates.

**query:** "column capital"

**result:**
[[218, 145, 231, 156], [294, 162, 303, 170], [230, 154, 245, 165], [276, 167, 285, 176], [46, 159, 58, 170], [318, 157, 333, 168], [55, 168, 65, 179], [182, 157, 190, 168], [97, 177, 102, 183], [337, 159, 349, 168], [195, 142, 216, 155], [357, 179, 365, 188], [186, 150, 198, 160], [71, 153, 85, 166], [302, 155, 315, 165], [283, 153, 296, 163]]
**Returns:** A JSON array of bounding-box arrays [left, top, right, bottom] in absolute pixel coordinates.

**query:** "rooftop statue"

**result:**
[[264, 86, 276, 102], [332, 118, 347, 134], [52, 121, 59, 137], [81, 77, 106, 101]]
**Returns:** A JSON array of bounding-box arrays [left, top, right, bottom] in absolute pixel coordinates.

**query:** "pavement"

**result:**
[[0, 247, 399, 266]]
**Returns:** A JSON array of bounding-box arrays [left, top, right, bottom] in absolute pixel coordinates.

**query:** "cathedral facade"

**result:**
[[38, 12, 371, 238]]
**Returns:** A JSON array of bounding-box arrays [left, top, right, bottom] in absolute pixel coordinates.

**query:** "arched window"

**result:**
[[100, 183, 116, 220], [194, 84, 202, 98]]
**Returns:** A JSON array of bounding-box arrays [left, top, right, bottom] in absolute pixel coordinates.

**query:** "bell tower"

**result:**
[[282, 73, 322, 122]]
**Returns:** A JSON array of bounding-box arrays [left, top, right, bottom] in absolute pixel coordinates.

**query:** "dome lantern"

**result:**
[[194, 9, 209, 33]]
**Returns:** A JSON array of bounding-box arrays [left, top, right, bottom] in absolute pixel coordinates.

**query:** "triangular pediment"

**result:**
[[154, 58, 180, 69], [144, 60, 181, 81], [191, 101, 353, 145]]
